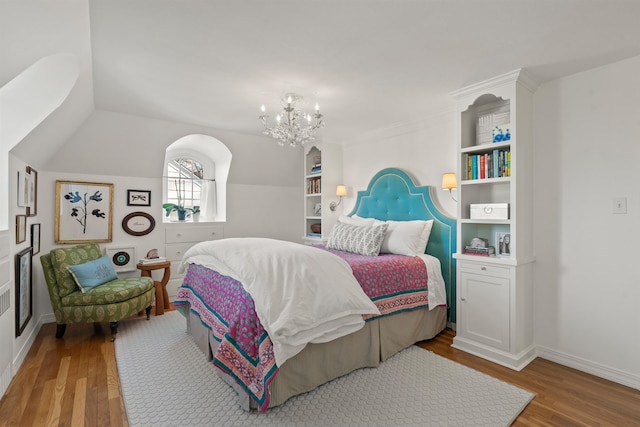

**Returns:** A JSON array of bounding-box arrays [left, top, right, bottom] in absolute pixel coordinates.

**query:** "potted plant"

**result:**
[[162, 203, 194, 221]]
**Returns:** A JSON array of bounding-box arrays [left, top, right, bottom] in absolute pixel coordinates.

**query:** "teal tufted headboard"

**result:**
[[348, 168, 457, 323]]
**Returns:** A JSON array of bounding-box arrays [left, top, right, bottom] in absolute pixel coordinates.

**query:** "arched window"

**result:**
[[163, 135, 231, 222]]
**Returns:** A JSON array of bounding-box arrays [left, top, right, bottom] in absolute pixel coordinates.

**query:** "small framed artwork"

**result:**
[[127, 189, 151, 207], [122, 211, 156, 236], [106, 247, 137, 272], [55, 180, 113, 244], [31, 223, 41, 255], [496, 232, 511, 256], [16, 215, 26, 244], [15, 247, 33, 337], [314, 203, 322, 216], [26, 166, 38, 216]]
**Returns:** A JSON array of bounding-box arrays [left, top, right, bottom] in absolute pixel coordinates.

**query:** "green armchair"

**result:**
[[41, 243, 155, 340]]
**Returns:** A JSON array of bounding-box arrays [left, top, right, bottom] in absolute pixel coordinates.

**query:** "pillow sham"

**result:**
[[67, 254, 118, 293], [380, 219, 434, 256], [337, 215, 376, 227], [327, 222, 389, 256]]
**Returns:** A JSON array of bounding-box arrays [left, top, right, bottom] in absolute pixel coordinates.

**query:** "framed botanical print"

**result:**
[[15, 247, 32, 337], [55, 180, 113, 243]]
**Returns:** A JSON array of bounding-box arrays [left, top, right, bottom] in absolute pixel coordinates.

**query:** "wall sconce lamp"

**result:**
[[441, 172, 457, 202], [329, 185, 347, 211]]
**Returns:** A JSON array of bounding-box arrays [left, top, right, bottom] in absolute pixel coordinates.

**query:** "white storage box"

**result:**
[[470, 203, 509, 220]]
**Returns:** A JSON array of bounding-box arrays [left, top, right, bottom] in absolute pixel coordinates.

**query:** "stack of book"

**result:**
[[311, 164, 321, 175], [463, 246, 496, 256], [138, 256, 167, 265]]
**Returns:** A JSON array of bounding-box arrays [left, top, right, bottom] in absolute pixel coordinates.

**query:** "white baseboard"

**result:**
[[536, 346, 640, 391], [12, 315, 51, 375]]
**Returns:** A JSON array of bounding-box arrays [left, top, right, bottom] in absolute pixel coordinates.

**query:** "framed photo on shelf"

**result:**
[[16, 215, 26, 244], [26, 166, 38, 216], [127, 189, 151, 207], [31, 223, 41, 255], [55, 180, 113, 244], [15, 247, 32, 337], [313, 203, 322, 216], [496, 232, 511, 256]]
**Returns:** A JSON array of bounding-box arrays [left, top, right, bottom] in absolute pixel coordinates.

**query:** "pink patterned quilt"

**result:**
[[174, 246, 430, 411]]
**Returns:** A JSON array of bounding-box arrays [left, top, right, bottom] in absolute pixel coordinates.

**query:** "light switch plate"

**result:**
[[613, 197, 627, 214]]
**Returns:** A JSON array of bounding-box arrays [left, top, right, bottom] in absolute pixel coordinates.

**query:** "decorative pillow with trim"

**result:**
[[327, 222, 389, 256], [380, 219, 434, 256], [67, 254, 118, 293]]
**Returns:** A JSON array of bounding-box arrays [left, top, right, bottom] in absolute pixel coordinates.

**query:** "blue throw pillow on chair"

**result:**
[[67, 254, 118, 292]]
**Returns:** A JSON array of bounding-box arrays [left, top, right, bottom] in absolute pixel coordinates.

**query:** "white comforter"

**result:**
[[179, 238, 381, 366]]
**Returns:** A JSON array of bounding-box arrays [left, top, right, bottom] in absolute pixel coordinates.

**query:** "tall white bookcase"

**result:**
[[451, 69, 538, 370], [302, 142, 342, 245]]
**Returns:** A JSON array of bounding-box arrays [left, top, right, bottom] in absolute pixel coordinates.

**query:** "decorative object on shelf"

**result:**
[[127, 189, 151, 206], [310, 223, 321, 234], [441, 172, 457, 202], [146, 248, 159, 259], [26, 166, 38, 216], [106, 247, 137, 272], [122, 211, 156, 236], [314, 203, 322, 216], [15, 214, 26, 244], [470, 203, 509, 220], [329, 185, 347, 211], [55, 180, 113, 243], [259, 93, 324, 147], [15, 247, 32, 337], [30, 223, 40, 255]]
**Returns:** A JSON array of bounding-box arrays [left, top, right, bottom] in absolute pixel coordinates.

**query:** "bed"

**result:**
[[174, 167, 457, 411]]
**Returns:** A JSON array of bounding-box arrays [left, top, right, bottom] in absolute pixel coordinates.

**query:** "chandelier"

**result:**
[[259, 94, 324, 147]]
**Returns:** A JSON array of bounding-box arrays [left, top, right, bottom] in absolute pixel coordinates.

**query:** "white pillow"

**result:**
[[380, 220, 434, 256], [327, 222, 389, 256], [338, 215, 375, 227]]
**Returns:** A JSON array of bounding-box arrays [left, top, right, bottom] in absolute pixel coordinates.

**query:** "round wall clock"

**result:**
[[122, 212, 155, 236]]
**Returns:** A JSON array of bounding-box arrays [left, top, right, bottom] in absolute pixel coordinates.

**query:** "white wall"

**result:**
[[341, 112, 458, 217], [533, 55, 640, 386]]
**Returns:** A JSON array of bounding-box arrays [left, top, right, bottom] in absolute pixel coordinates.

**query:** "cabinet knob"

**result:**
[[177, 233, 182, 237], [481, 266, 487, 270], [461, 297, 466, 302]]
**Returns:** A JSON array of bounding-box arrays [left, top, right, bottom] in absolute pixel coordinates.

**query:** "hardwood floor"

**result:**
[[1, 319, 639, 426], [417, 330, 640, 426]]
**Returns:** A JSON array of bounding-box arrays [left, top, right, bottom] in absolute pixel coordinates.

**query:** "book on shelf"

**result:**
[[463, 148, 510, 181], [138, 257, 167, 264], [306, 232, 322, 238], [463, 245, 496, 256]]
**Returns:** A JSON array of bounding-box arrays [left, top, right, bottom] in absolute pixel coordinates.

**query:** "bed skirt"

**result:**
[[184, 305, 446, 410]]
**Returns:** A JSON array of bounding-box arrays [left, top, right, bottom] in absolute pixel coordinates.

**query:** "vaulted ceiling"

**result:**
[[84, 0, 640, 143]]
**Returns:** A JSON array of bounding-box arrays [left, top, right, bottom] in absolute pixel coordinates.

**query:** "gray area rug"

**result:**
[[115, 311, 534, 426]]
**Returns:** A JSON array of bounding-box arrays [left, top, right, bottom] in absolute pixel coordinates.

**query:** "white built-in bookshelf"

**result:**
[[451, 69, 538, 370], [303, 143, 342, 245]]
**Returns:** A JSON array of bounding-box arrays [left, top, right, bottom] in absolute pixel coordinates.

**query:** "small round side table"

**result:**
[[137, 261, 171, 315]]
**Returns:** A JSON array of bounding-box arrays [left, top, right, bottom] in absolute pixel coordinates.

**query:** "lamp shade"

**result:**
[[441, 173, 457, 190], [336, 185, 347, 197]]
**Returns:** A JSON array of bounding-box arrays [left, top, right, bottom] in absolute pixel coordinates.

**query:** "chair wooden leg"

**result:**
[[55, 324, 67, 338], [145, 306, 151, 320], [110, 321, 118, 341]]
